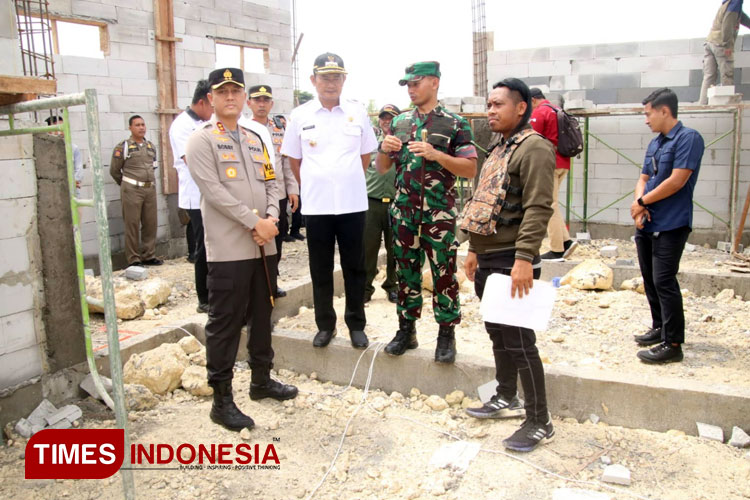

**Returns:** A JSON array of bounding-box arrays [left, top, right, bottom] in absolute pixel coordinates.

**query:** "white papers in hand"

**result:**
[[479, 273, 556, 331]]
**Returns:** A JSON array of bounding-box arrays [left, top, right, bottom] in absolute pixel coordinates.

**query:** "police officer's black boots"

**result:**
[[435, 325, 456, 363], [385, 317, 418, 355], [209, 380, 254, 431], [249, 369, 298, 401]]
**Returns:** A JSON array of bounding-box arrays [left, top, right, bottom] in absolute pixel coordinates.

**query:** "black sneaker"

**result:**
[[637, 342, 683, 364], [196, 302, 209, 314], [503, 418, 555, 452], [290, 232, 305, 241], [282, 235, 296, 243], [465, 394, 524, 419], [541, 250, 564, 261], [634, 327, 662, 346], [562, 240, 579, 259]]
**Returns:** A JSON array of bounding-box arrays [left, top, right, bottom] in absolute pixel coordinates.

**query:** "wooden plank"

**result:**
[[0, 93, 38, 107], [0, 75, 57, 95], [153, 0, 178, 195]]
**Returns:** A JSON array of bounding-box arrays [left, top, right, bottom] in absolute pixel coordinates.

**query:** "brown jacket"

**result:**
[[185, 117, 279, 262], [468, 127, 555, 262], [110, 136, 157, 185], [707, 1, 750, 47]]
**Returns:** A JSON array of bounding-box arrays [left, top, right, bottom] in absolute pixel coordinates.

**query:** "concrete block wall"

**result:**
[[488, 36, 750, 233], [46, 0, 293, 259], [0, 134, 47, 391]]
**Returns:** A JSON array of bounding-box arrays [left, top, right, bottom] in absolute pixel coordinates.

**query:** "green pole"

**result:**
[[566, 155, 573, 228], [583, 117, 590, 232], [84, 89, 135, 500]]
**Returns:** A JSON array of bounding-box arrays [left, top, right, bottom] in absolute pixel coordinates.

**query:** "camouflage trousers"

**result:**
[[393, 218, 460, 326]]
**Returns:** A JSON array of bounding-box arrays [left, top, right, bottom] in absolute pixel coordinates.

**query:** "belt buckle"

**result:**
[[143, 181, 152, 188], [382, 197, 390, 203]]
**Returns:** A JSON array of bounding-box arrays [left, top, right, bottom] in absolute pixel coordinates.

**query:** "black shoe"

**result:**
[[503, 417, 555, 452], [128, 261, 143, 267], [562, 240, 579, 259], [541, 250, 564, 261], [313, 329, 336, 347], [141, 258, 163, 266], [637, 342, 683, 364], [196, 302, 209, 314], [435, 325, 456, 364], [290, 232, 305, 241], [275, 287, 287, 298], [465, 394, 525, 419], [349, 330, 369, 349], [187, 254, 196, 264], [282, 235, 296, 243], [385, 318, 418, 355], [209, 381, 254, 431], [387, 291, 398, 304], [250, 379, 298, 401], [634, 327, 662, 346]]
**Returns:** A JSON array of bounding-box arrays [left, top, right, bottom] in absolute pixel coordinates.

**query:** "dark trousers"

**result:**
[[475, 265, 548, 423], [635, 226, 690, 344], [364, 198, 397, 298], [187, 209, 208, 305], [290, 198, 303, 234], [186, 220, 196, 259], [205, 258, 277, 384], [305, 211, 367, 331], [275, 197, 288, 265]]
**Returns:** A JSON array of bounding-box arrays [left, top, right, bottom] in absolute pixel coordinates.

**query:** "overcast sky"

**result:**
[[294, 0, 735, 108]]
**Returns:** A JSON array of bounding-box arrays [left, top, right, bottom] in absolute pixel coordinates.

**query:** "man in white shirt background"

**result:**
[[169, 80, 214, 313], [281, 52, 378, 350]]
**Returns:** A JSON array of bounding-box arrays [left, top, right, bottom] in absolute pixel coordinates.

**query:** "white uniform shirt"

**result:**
[[169, 109, 205, 209], [281, 98, 377, 215], [237, 115, 276, 167]]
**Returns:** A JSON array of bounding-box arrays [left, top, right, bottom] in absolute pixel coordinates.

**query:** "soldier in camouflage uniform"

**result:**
[[376, 61, 477, 363]]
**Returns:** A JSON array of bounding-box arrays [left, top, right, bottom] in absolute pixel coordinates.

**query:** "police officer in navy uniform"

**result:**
[[186, 68, 297, 432], [110, 115, 162, 267]]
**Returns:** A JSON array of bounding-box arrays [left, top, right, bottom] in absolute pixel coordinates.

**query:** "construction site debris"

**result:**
[[123, 343, 188, 395], [178, 335, 203, 355], [697, 422, 724, 443], [124, 265, 148, 281], [599, 245, 618, 258], [561, 260, 613, 290], [601, 463, 631, 486], [730, 426, 750, 448], [180, 365, 213, 397], [80, 373, 112, 400], [123, 383, 158, 411]]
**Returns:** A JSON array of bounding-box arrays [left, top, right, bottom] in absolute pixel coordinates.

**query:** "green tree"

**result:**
[[294, 89, 313, 105]]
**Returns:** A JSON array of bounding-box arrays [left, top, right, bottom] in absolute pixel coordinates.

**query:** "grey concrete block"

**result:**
[[684, 243, 697, 252], [585, 89, 618, 105], [80, 373, 112, 400], [461, 96, 485, 105], [600, 245, 618, 258], [72, 0, 117, 19], [617, 56, 666, 73], [45, 405, 83, 426], [641, 70, 690, 88], [717, 241, 732, 252], [640, 39, 690, 56], [27, 399, 58, 428], [594, 42, 639, 59], [576, 232, 591, 243], [594, 73, 641, 90], [697, 421, 724, 442], [730, 426, 750, 448], [572, 59, 618, 75], [601, 464, 631, 485], [84, 269, 95, 277], [124, 265, 148, 281], [461, 104, 485, 113], [14, 418, 33, 438], [549, 45, 594, 60], [616, 259, 635, 267], [507, 47, 550, 64], [709, 94, 742, 106], [48, 419, 72, 430], [553, 488, 612, 500], [617, 87, 652, 105]]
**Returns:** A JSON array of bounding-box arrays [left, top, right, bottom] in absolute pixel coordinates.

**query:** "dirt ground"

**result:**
[[2, 366, 749, 500]]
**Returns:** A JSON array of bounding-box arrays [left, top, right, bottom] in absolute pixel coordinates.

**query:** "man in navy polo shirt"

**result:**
[[630, 88, 704, 364]]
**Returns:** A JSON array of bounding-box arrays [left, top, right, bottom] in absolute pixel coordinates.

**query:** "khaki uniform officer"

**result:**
[[186, 67, 297, 433], [110, 115, 162, 266]]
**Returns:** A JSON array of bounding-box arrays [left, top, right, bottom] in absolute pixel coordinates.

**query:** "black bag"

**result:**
[[543, 103, 583, 158]]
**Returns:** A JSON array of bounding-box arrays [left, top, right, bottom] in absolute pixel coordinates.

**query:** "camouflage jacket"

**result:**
[[388, 105, 477, 224]]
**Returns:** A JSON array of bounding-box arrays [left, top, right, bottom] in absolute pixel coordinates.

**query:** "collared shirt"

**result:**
[[280, 98, 378, 215], [169, 108, 206, 209], [109, 135, 157, 185], [707, 0, 750, 47], [185, 116, 279, 262], [365, 127, 396, 200], [530, 100, 570, 170], [388, 105, 477, 223], [641, 121, 704, 233], [239, 115, 299, 199]]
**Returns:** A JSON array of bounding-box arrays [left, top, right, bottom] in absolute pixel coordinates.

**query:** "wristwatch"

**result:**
[[637, 197, 647, 207]]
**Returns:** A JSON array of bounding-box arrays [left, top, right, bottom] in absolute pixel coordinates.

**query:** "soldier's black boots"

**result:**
[[209, 381, 254, 431], [435, 325, 456, 364], [249, 370, 298, 401], [385, 317, 418, 355]]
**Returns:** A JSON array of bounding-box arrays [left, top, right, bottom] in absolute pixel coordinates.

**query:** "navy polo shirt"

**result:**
[[641, 121, 704, 232]]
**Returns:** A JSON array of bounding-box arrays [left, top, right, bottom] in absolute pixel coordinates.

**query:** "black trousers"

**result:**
[[204, 258, 277, 384], [187, 209, 208, 305], [475, 265, 548, 423], [275, 197, 289, 265], [290, 197, 303, 234], [305, 211, 367, 331], [186, 220, 196, 259], [635, 226, 690, 344]]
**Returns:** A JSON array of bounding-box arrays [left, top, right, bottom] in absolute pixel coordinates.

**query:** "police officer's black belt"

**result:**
[[494, 215, 522, 226], [368, 197, 391, 203]]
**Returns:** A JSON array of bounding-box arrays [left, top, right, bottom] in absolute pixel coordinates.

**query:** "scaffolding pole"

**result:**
[[0, 90, 135, 500]]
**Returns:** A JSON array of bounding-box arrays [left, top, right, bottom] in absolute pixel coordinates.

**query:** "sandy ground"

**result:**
[[2, 366, 749, 500]]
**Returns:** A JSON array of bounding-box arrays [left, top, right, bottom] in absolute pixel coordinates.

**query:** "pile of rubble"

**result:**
[[14, 400, 83, 437], [85, 274, 172, 320]]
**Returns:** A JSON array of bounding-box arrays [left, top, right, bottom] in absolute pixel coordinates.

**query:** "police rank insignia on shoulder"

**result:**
[[216, 122, 226, 133], [262, 162, 276, 181]]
